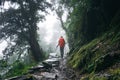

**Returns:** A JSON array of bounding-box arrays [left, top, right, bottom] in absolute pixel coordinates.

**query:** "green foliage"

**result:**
[[62, 0, 120, 49], [60, 0, 120, 79], [5, 60, 36, 78], [0, 0, 51, 62], [89, 76, 108, 80], [0, 60, 8, 67], [68, 28, 120, 75], [68, 38, 98, 69], [80, 68, 120, 80], [107, 68, 120, 80]]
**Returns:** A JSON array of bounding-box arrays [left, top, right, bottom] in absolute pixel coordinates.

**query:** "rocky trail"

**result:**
[[5, 54, 76, 80], [5, 52, 115, 80]]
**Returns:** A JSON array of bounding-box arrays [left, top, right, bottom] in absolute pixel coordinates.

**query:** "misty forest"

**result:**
[[0, 0, 120, 80]]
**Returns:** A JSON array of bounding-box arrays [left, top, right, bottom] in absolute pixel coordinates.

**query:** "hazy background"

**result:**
[[0, 7, 69, 59], [37, 11, 69, 57]]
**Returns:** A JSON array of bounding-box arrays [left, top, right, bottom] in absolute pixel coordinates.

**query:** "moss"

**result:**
[[107, 67, 120, 80], [68, 38, 99, 68], [109, 68, 120, 75], [68, 28, 120, 76], [80, 73, 108, 80], [68, 38, 104, 73], [90, 76, 108, 80], [81, 76, 89, 80], [111, 31, 120, 43]]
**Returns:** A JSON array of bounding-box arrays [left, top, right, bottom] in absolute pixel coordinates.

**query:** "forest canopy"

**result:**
[[0, 0, 51, 61], [58, 0, 120, 49]]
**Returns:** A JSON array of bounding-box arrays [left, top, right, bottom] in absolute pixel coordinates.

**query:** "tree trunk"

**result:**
[[28, 26, 44, 62]]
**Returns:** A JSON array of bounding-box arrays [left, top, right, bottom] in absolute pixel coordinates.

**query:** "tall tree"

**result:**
[[57, 0, 120, 50], [0, 0, 51, 61], [48, 0, 73, 49]]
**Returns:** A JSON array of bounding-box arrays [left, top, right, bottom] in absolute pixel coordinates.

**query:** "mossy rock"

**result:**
[[89, 76, 108, 80]]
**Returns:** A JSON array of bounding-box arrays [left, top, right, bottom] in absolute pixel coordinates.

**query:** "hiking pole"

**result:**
[[55, 45, 58, 51], [55, 45, 60, 58]]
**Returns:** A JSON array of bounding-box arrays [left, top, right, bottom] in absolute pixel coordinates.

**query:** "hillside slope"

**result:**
[[67, 27, 120, 80]]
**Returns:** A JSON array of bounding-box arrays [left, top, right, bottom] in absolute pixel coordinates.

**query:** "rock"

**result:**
[[42, 62, 52, 68], [5, 75, 29, 80], [28, 65, 44, 73], [41, 72, 57, 79], [49, 53, 59, 58], [44, 58, 60, 67], [6, 54, 68, 80], [32, 74, 43, 80], [5, 76, 21, 80]]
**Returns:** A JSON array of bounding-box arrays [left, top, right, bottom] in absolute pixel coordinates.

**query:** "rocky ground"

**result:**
[[5, 55, 79, 80]]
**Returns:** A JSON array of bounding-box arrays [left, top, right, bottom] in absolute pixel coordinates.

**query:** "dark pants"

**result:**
[[60, 47, 64, 58]]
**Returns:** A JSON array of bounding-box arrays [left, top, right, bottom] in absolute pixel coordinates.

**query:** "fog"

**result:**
[[0, 10, 69, 60], [37, 12, 69, 56], [0, 41, 7, 59], [0, 1, 69, 60]]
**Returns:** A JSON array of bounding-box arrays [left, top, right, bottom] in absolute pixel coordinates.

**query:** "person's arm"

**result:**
[[56, 40, 59, 48], [64, 39, 66, 45], [56, 44, 59, 48]]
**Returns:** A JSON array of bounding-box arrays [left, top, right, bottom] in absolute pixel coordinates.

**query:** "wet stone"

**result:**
[[6, 55, 69, 80]]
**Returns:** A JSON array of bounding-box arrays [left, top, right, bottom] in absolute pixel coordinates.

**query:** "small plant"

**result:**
[[5, 60, 36, 78]]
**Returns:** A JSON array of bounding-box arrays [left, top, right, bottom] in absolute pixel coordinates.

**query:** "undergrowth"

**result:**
[[68, 28, 120, 79]]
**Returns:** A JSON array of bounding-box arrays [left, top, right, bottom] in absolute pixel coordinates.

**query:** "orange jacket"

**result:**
[[58, 37, 65, 47]]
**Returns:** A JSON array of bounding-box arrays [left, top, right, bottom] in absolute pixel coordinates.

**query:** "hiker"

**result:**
[[57, 36, 65, 58]]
